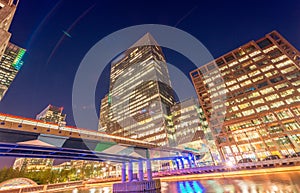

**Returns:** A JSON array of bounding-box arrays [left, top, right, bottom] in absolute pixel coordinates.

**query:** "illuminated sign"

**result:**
[[12, 49, 26, 70]]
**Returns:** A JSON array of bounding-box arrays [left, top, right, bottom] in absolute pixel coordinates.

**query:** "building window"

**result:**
[[270, 101, 285, 108], [242, 109, 255, 116], [260, 87, 275, 95], [256, 105, 269, 113], [238, 102, 251, 109], [280, 89, 295, 97], [264, 94, 279, 101], [251, 98, 264, 106], [257, 38, 273, 49], [276, 109, 293, 120], [248, 91, 260, 99]]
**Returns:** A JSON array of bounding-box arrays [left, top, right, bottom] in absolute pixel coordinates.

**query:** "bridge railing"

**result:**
[[0, 113, 157, 147], [152, 157, 300, 177]]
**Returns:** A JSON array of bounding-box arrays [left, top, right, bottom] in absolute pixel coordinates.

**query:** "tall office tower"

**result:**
[[0, 0, 17, 59], [36, 104, 66, 126], [102, 33, 175, 146], [0, 42, 25, 100], [171, 97, 220, 163], [190, 31, 300, 163]]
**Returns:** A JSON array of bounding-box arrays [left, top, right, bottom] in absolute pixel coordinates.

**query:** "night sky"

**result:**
[[0, 0, 300, 167]]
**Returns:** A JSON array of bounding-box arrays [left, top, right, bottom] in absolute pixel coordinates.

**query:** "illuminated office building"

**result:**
[[190, 31, 300, 162], [0, 42, 25, 100], [36, 104, 66, 126], [0, 0, 17, 59], [14, 105, 66, 171], [0, 0, 21, 101], [100, 33, 175, 146], [171, 97, 220, 163]]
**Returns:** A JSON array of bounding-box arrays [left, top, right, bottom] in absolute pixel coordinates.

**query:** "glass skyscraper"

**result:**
[[0, 1, 21, 101], [100, 33, 175, 146]]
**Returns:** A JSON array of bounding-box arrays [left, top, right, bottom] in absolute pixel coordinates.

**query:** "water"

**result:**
[[57, 171, 300, 193]]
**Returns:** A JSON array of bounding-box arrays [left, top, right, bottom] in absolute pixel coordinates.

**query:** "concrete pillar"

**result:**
[[128, 161, 133, 182], [121, 163, 126, 183], [146, 159, 152, 181], [138, 160, 144, 181]]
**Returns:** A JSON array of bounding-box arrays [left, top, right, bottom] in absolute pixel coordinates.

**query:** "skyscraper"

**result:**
[[36, 104, 66, 126], [0, 42, 25, 100], [0, 0, 21, 100], [0, 0, 17, 59], [190, 31, 300, 162], [14, 105, 66, 171], [100, 33, 175, 146]]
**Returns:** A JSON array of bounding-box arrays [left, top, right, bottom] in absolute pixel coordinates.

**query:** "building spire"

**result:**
[[129, 32, 159, 49]]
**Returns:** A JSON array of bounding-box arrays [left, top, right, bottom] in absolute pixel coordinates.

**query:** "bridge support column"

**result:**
[[175, 160, 180, 170], [180, 158, 185, 169], [146, 159, 152, 181], [128, 161, 133, 182], [187, 158, 192, 168], [138, 160, 144, 181], [121, 163, 126, 183]]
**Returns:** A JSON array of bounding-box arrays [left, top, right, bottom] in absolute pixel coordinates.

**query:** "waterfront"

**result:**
[[57, 171, 300, 193]]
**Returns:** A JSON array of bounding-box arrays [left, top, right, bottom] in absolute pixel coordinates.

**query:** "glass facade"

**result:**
[[0, 42, 25, 100], [171, 97, 221, 163], [100, 33, 175, 146], [190, 31, 300, 162]]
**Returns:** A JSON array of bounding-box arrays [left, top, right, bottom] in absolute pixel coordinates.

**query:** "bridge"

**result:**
[[0, 112, 198, 187]]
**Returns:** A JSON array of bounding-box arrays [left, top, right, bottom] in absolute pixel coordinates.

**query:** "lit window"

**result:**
[[271, 55, 287, 63], [261, 65, 275, 72], [260, 87, 275, 95], [242, 109, 255, 116], [229, 84, 240, 91], [270, 101, 285, 108], [249, 70, 260, 77], [251, 98, 264, 106], [265, 94, 279, 101], [249, 50, 261, 57], [238, 102, 251, 109], [237, 75, 248, 82], [238, 55, 249, 62], [248, 92, 260, 99], [275, 83, 289, 90], [292, 107, 300, 116], [232, 106, 239, 111], [276, 60, 293, 68], [280, 89, 295, 97], [256, 105, 269, 112], [226, 80, 237, 86], [252, 76, 264, 82], [228, 61, 238, 67], [253, 55, 265, 62], [281, 66, 297, 74], [276, 109, 293, 120]]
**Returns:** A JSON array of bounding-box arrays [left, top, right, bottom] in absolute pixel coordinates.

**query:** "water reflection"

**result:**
[[59, 171, 300, 193]]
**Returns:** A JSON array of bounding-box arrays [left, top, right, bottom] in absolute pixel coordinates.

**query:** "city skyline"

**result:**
[[0, 1, 300, 192], [0, 0, 299, 127]]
